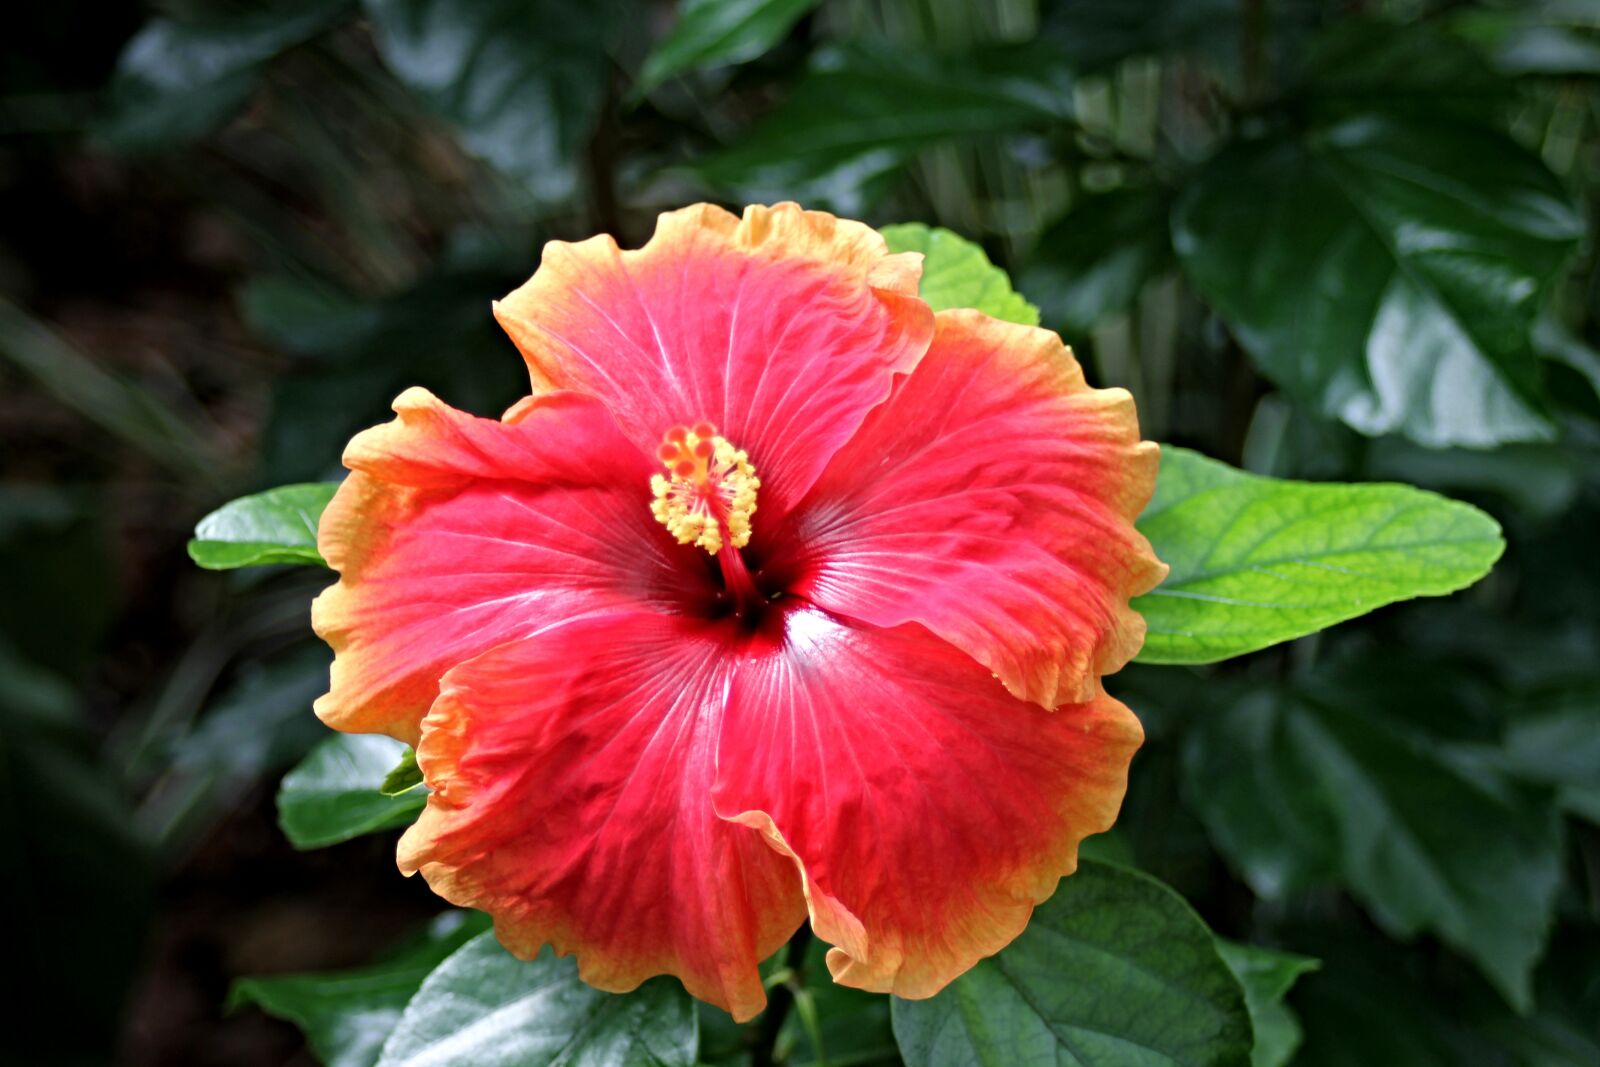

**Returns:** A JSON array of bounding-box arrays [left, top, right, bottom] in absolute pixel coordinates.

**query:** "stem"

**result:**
[[752, 925, 814, 1067]]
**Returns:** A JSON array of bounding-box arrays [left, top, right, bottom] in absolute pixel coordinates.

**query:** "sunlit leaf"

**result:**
[[891, 861, 1253, 1067], [1133, 447, 1504, 664], [639, 0, 820, 90], [230, 911, 489, 1067], [278, 733, 427, 850], [881, 223, 1039, 326], [1174, 113, 1583, 447], [188, 483, 338, 570], [375, 932, 698, 1067]]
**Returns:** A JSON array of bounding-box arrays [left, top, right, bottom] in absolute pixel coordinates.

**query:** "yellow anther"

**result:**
[[650, 422, 759, 555]]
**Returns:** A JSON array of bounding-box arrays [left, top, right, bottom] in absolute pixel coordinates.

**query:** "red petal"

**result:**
[[494, 203, 934, 525], [766, 310, 1167, 707], [714, 606, 1143, 998], [312, 388, 712, 742], [397, 612, 807, 1021]]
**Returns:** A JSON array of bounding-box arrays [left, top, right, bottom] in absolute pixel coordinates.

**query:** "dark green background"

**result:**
[[2, 1, 1596, 1064]]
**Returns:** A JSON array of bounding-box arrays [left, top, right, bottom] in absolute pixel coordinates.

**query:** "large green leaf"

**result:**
[[363, 0, 614, 203], [1183, 672, 1564, 1010], [188, 483, 338, 570], [278, 733, 427, 850], [97, 0, 352, 152], [1173, 113, 1584, 447], [231, 911, 490, 1067], [1502, 680, 1600, 823], [1216, 941, 1318, 1067], [639, 0, 819, 91], [881, 223, 1040, 326], [698, 42, 1072, 213], [891, 861, 1252, 1067], [1133, 447, 1504, 664], [375, 932, 698, 1067]]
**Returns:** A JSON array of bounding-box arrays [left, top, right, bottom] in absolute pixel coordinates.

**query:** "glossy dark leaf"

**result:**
[[1174, 113, 1584, 447], [230, 911, 490, 1067], [698, 42, 1073, 213], [188, 483, 338, 570], [1184, 673, 1564, 1009], [363, 0, 614, 203], [1133, 447, 1504, 664], [639, 0, 819, 90], [97, 0, 352, 151], [278, 733, 427, 850], [375, 932, 698, 1067], [891, 861, 1252, 1067]]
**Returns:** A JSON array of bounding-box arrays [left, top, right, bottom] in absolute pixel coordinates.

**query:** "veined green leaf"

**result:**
[[188, 483, 338, 570], [230, 911, 489, 1067], [1174, 113, 1584, 448], [891, 861, 1252, 1067], [278, 733, 427, 850], [1134, 447, 1504, 664], [881, 223, 1039, 326], [375, 932, 698, 1067]]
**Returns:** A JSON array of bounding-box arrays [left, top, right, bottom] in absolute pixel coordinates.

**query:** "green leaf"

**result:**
[[639, 0, 820, 91], [188, 483, 338, 570], [96, 0, 352, 152], [380, 746, 424, 797], [1041, 0, 1237, 72], [1502, 680, 1600, 824], [375, 932, 698, 1067], [1216, 941, 1319, 1067], [698, 42, 1072, 214], [891, 860, 1253, 1067], [1020, 187, 1173, 335], [363, 0, 613, 204], [1183, 674, 1564, 1010], [881, 223, 1039, 326], [1173, 113, 1584, 448], [277, 733, 428, 850], [230, 911, 489, 1067], [1133, 447, 1505, 664]]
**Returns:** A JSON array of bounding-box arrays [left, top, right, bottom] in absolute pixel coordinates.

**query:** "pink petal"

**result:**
[[312, 388, 713, 742], [765, 310, 1167, 707], [397, 612, 807, 1021], [494, 203, 934, 526], [715, 606, 1144, 997]]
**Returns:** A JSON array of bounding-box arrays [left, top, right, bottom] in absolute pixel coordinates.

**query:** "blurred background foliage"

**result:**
[[2, 0, 1598, 1063]]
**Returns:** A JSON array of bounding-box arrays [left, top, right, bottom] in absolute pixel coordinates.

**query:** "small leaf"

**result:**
[[188, 483, 338, 570], [375, 932, 698, 1067], [1184, 673, 1564, 1009], [1174, 113, 1584, 448], [97, 0, 352, 152], [891, 860, 1253, 1067], [363, 0, 614, 204], [1216, 941, 1319, 1067], [881, 223, 1039, 326], [1133, 447, 1505, 664], [639, 0, 820, 91], [278, 734, 427, 850], [230, 911, 489, 1067], [380, 747, 424, 797]]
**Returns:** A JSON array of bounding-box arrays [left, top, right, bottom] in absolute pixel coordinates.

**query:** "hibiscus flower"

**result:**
[[311, 203, 1166, 1020]]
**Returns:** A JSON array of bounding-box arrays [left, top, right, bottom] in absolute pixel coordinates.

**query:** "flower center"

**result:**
[[649, 422, 759, 556]]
